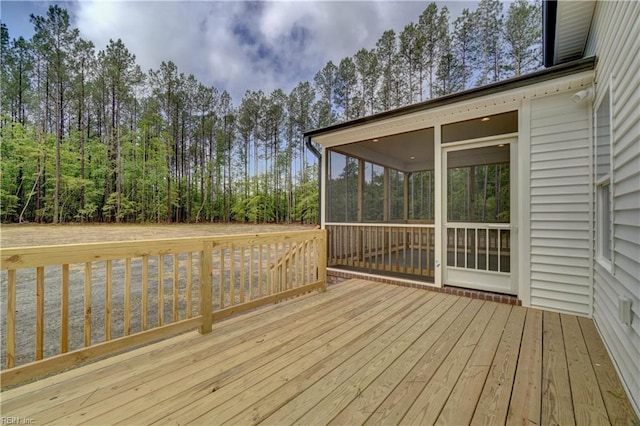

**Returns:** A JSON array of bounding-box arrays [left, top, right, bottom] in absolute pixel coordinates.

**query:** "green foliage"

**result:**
[[447, 164, 510, 223]]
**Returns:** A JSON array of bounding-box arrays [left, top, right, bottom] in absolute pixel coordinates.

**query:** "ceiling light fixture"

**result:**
[[498, 144, 505, 147], [372, 138, 379, 142], [481, 117, 490, 122], [409, 156, 416, 160]]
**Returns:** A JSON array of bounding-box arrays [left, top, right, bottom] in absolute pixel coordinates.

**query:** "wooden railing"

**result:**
[[326, 223, 435, 278], [0, 229, 326, 387]]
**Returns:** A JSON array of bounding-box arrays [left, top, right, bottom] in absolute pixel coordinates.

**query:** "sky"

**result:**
[[1, 0, 477, 102]]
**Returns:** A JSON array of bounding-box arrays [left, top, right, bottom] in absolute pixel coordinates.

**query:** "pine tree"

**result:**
[[452, 8, 478, 90], [436, 7, 464, 96], [399, 22, 422, 104], [30, 5, 79, 223], [313, 61, 337, 127], [354, 48, 379, 116], [2, 33, 33, 125], [504, 0, 542, 77], [418, 2, 440, 100], [475, 0, 503, 85], [98, 39, 138, 221], [375, 30, 398, 112], [335, 57, 357, 121]]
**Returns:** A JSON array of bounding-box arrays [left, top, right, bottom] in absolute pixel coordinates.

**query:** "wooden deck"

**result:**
[[1, 279, 637, 425]]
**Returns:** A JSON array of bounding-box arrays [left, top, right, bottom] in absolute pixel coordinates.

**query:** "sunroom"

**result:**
[[307, 57, 596, 302]]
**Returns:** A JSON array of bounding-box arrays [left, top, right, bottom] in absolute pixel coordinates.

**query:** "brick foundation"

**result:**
[[328, 268, 521, 306]]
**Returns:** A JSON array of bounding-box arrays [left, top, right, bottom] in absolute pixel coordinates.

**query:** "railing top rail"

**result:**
[[1, 229, 325, 270], [444, 222, 510, 229], [325, 222, 435, 228]]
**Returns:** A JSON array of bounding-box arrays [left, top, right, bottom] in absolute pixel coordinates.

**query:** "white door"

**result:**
[[442, 138, 517, 295]]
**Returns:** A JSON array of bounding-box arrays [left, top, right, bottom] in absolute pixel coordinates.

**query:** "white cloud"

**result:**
[[57, 1, 476, 101]]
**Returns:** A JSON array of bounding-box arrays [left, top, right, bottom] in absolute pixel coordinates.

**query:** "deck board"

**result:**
[[471, 306, 527, 425], [70, 282, 404, 424], [541, 311, 575, 425], [434, 303, 512, 426], [562, 313, 610, 425], [0, 279, 637, 426], [578, 316, 639, 424], [400, 301, 498, 425], [507, 308, 543, 425]]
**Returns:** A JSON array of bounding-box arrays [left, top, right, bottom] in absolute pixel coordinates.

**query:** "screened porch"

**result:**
[[324, 111, 517, 286]]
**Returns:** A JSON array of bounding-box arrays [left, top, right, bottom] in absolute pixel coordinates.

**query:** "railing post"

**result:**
[[199, 241, 213, 334], [319, 230, 327, 292]]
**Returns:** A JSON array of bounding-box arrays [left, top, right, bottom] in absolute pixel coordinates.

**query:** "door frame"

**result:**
[[441, 136, 519, 295]]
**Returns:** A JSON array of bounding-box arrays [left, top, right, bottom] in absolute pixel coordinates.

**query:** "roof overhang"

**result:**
[[543, 0, 596, 67]]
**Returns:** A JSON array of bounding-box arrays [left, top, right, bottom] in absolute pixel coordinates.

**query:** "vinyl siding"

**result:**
[[588, 0, 640, 415], [529, 93, 592, 316]]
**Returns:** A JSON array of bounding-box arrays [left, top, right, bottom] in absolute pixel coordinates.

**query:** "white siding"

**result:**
[[529, 93, 592, 316], [588, 0, 640, 415]]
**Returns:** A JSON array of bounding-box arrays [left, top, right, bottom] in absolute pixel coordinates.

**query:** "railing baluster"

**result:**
[[125, 258, 131, 335], [351, 227, 356, 266], [454, 229, 458, 268], [84, 262, 92, 346], [258, 244, 263, 298], [319, 231, 327, 292], [173, 254, 179, 322], [273, 242, 278, 294], [6, 270, 16, 368], [219, 249, 225, 309], [350, 230, 354, 266], [340, 226, 345, 264], [428, 228, 433, 275], [418, 228, 423, 274], [199, 242, 213, 334], [240, 246, 246, 303], [307, 239, 312, 284], [249, 246, 254, 301], [61, 264, 69, 353], [230, 246, 236, 306], [395, 228, 400, 270], [142, 256, 148, 330], [387, 227, 392, 271], [300, 240, 305, 287], [486, 228, 490, 270], [498, 229, 502, 272], [186, 252, 193, 318], [464, 228, 468, 268], [105, 260, 112, 341], [278, 243, 287, 292], [302, 240, 307, 286], [475, 228, 479, 271], [402, 229, 407, 273], [266, 244, 271, 295], [36, 267, 44, 361], [158, 256, 163, 327]]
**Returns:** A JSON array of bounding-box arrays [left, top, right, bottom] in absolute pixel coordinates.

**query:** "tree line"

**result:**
[[0, 0, 541, 224]]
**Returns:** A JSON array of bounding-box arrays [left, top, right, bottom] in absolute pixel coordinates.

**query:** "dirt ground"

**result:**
[[1, 222, 315, 248], [0, 223, 316, 370]]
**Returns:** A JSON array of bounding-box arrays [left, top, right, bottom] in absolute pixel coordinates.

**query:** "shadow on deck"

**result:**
[[1, 279, 637, 425]]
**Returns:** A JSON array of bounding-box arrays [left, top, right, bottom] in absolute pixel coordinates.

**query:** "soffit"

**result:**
[[554, 1, 596, 64], [332, 128, 434, 172]]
